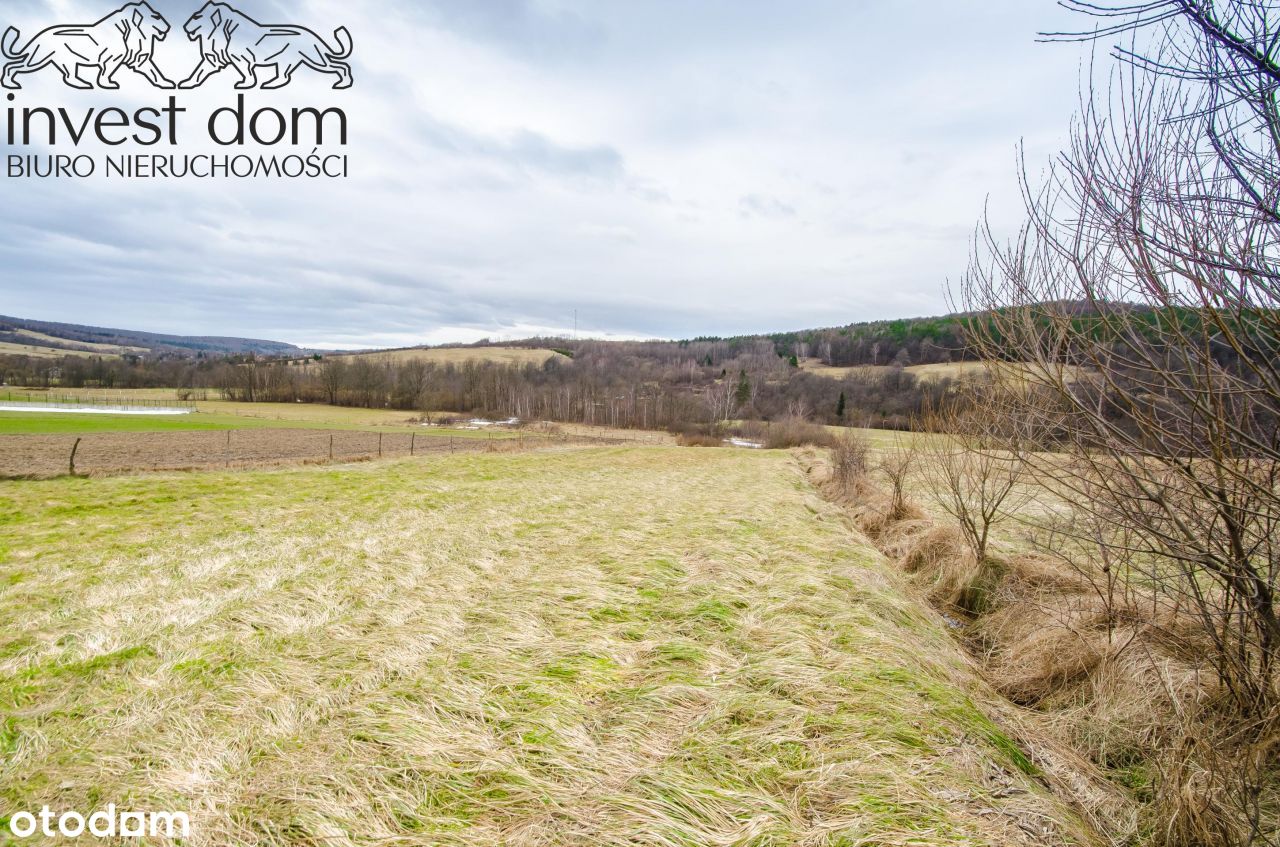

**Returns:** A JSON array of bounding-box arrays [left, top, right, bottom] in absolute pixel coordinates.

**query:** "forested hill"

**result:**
[[756, 314, 971, 367], [582, 314, 975, 368], [0, 315, 300, 357]]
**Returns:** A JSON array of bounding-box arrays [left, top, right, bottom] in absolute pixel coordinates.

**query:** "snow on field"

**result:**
[[0, 404, 192, 416], [725, 437, 764, 449]]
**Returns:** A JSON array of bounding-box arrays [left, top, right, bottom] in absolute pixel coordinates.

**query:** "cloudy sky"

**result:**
[[0, 0, 1091, 348]]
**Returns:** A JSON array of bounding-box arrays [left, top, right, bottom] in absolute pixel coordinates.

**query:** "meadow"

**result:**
[[0, 447, 1089, 846], [798, 360, 990, 381], [0, 406, 517, 437]]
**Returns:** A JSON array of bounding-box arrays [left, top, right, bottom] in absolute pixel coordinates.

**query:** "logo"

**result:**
[[1, 2, 352, 91], [179, 2, 352, 90], [6, 805, 190, 840], [2, 2, 354, 181], [2, 3, 176, 90]]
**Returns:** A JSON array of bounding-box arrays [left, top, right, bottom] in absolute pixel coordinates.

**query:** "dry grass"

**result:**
[[0, 447, 1097, 846], [799, 361, 1085, 387], [0, 330, 150, 359], [540, 421, 674, 445], [13, 329, 148, 355], [192, 401, 427, 427], [808, 440, 1280, 846], [799, 360, 991, 382], [0, 341, 114, 360], [674, 432, 723, 447], [744, 418, 836, 449]]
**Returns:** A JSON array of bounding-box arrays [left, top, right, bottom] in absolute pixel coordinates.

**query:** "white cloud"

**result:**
[[0, 0, 1088, 345]]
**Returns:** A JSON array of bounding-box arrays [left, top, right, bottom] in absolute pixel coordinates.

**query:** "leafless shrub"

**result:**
[[762, 417, 836, 449], [676, 432, 723, 448], [877, 438, 919, 522], [829, 432, 871, 493], [917, 401, 1030, 565]]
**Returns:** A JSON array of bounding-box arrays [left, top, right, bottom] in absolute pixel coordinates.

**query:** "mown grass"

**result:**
[[0, 448, 1089, 846]]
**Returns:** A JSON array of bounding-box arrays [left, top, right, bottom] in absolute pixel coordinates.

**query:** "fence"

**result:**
[[0, 427, 633, 479], [0, 392, 197, 412]]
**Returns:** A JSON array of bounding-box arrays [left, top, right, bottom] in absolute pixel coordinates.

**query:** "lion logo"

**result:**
[[179, 2, 352, 90], [1, 2, 175, 90]]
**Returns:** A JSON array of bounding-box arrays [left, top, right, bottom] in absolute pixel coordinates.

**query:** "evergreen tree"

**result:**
[[735, 370, 751, 407], [836, 391, 846, 420]]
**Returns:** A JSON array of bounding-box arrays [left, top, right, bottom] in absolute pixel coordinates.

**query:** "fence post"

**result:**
[[329, 433, 334, 462], [69, 437, 81, 477], [226, 430, 231, 468], [378, 432, 383, 459], [410, 433, 416, 456], [450, 436, 454, 454]]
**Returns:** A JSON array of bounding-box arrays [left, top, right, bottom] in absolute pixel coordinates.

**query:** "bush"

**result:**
[[676, 432, 723, 447], [670, 422, 723, 448], [830, 432, 870, 492], [761, 417, 836, 449]]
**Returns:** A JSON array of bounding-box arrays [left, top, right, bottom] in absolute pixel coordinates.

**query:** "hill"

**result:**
[[0, 315, 301, 358]]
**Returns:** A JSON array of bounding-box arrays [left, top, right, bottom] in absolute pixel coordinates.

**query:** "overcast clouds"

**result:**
[[0, 0, 1090, 348]]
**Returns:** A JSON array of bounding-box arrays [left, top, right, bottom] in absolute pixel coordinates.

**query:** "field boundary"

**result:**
[[0, 427, 634, 479], [0, 392, 197, 412]]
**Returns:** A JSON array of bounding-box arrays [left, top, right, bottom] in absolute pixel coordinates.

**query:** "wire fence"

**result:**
[[0, 392, 197, 412], [0, 427, 634, 479]]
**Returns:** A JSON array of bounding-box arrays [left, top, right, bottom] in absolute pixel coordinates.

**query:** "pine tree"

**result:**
[[735, 370, 751, 407]]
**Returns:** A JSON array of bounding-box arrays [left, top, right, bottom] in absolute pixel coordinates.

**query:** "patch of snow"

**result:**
[[725, 438, 764, 449]]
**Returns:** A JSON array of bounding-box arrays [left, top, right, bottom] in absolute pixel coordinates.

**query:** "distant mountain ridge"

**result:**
[[0, 315, 300, 357]]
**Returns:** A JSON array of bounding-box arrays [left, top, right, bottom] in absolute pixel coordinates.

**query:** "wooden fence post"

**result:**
[[69, 437, 81, 477], [410, 433, 416, 456], [225, 430, 231, 468], [329, 433, 334, 462], [378, 433, 383, 458]]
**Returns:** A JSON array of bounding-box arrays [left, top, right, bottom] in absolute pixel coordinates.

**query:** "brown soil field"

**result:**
[[0, 429, 584, 479]]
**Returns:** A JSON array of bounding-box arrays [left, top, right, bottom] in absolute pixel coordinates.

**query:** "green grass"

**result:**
[[0, 448, 1088, 846], [0, 410, 517, 438]]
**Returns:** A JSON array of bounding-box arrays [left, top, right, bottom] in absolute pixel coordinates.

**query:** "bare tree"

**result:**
[[877, 436, 918, 522], [961, 2, 1280, 841], [318, 357, 348, 406], [917, 401, 1029, 564]]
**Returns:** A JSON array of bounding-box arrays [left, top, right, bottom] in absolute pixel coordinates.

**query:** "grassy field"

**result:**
[[0, 330, 150, 360], [0, 402, 523, 439], [0, 413, 258, 435], [0, 448, 1087, 846], [800, 360, 991, 381], [0, 342, 108, 360], [0, 411, 515, 439], [12, 329, 147, 355]]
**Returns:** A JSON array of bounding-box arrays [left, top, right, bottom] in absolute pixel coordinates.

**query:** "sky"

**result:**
[[0, 0, 1093, 349]]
